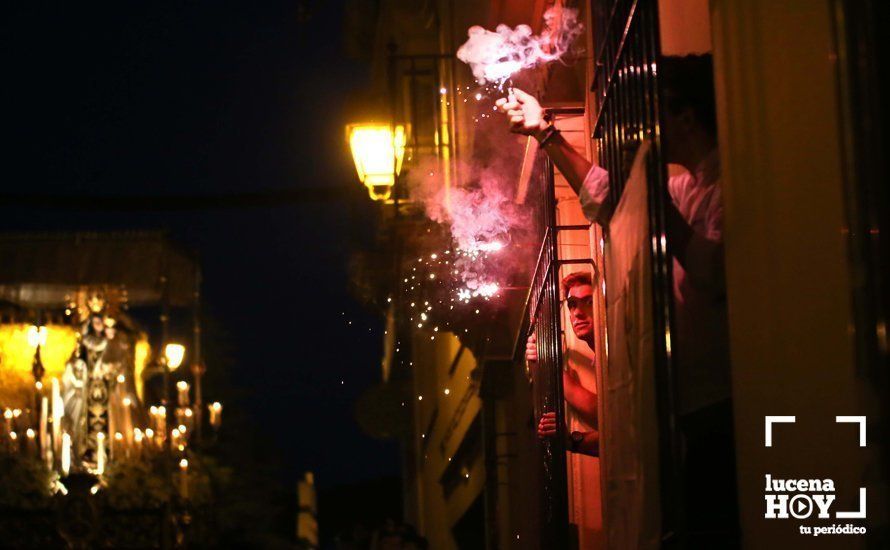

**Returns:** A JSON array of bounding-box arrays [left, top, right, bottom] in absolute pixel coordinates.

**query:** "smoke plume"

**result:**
[[408, 155, 531, 303], [456, 7, 583, 85]]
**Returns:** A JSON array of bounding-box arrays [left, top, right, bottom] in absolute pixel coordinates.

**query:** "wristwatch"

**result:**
[[569, 430, 584, 452]]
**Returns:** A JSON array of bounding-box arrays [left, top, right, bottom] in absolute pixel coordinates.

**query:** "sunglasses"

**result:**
[[565, 296, 593, 311]]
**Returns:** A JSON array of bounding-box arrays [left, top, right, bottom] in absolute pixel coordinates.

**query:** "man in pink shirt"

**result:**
[[499, 55, 738, 545]]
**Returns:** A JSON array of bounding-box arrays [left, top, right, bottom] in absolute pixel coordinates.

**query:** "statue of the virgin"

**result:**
[[61, 339, 89, 461], [83, 313, 110, 466]]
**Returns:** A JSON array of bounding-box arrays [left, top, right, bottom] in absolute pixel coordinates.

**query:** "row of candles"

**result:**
[[1, 379, 222, 483]]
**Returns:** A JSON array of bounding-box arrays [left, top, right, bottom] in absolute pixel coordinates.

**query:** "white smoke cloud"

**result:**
[[456, 7, 583, 85]]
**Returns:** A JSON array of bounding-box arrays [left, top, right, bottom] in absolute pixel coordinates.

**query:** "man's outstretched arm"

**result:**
[[496, 89, 609, 219]]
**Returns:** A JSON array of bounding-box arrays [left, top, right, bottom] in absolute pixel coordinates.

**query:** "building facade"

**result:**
[[351, 0, 888, 548]]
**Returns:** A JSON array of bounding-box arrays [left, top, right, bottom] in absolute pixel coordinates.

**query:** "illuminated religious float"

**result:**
[[0, 231, 223, 547]]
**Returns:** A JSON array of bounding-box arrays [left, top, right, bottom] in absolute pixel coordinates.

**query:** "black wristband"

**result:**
[[537, 124, 560, 147]]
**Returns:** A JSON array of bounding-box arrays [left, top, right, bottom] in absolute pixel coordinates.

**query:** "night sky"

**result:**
[[1, 0, 398, 495]]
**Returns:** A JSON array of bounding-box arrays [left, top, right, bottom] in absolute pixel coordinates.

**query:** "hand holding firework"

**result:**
[[495, 88, 548, 137]]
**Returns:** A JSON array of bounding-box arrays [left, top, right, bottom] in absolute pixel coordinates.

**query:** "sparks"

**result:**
[[476, 282, 499, 297]]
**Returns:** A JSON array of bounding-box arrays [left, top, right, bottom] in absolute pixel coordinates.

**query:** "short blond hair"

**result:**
[[561, 267, 598, 299]]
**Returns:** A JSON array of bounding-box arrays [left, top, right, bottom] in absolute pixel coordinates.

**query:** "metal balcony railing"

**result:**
[[513, 147, 593, 547], [591, 0, 684, 543]]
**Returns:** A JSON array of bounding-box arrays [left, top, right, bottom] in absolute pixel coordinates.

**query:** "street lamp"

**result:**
[[164, 343, 186, 371], [346, 123, 406, 201]]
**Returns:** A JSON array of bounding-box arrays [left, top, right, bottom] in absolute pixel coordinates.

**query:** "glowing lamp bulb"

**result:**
[[346, 123, 406, 201]]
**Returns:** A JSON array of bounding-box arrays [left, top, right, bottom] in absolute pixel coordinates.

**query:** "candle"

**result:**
[[3, 408, 12, 435], [114, 431, 124, 458], [184, 408, 194, 432], [176, 381, 190, 407], [96, 432, 106, 474], [157, 406, 166, 442], [39, 397, 48, 460], [122, 397, 133, 449], [179, 458, 189, 499], [177, 424, 188, 450], [51, 378, 63, 459], [133, 428, 144, 459], [9, 431, 18, 454], [61, 433, 71, 475], [208, 402, 222, 429], [25, 428, 37, 456]]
